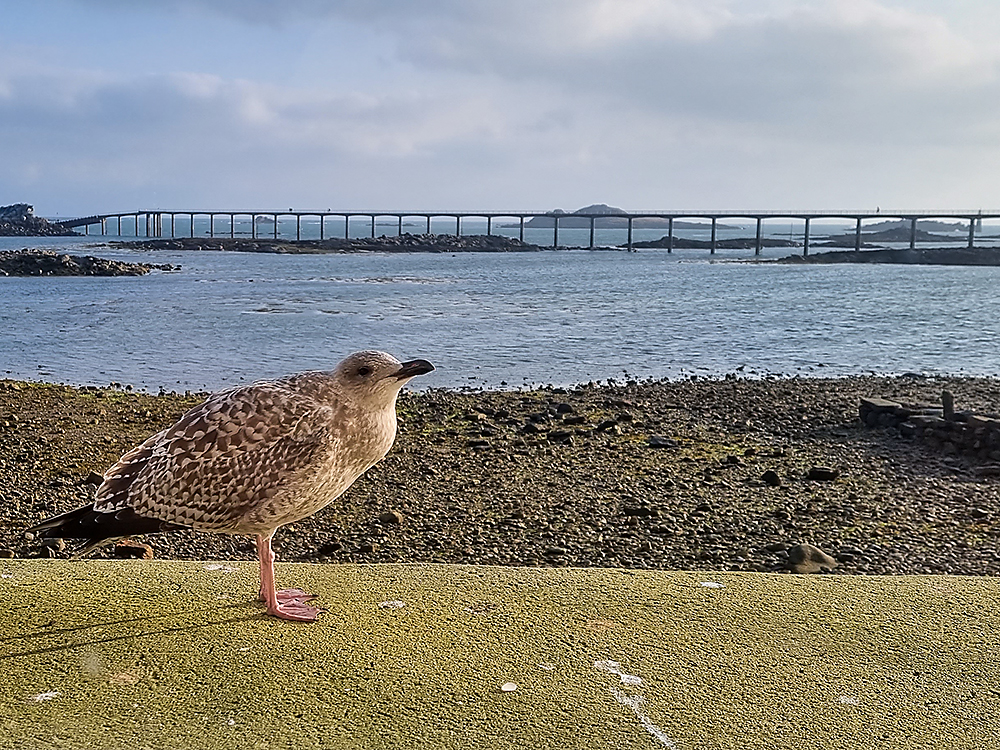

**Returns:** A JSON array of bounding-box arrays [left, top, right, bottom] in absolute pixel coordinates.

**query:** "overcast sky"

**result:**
[[2, 0, 999, 215]]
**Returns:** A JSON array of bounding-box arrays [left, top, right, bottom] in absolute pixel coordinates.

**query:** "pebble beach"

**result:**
[[2, 374, 999, 576]]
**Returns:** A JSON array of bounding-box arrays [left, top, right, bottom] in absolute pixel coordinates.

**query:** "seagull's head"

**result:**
[[333, 350, 434, 409]]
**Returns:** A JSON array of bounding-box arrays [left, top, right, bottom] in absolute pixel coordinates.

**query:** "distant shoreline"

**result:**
[[771, 246, 1000, 266]]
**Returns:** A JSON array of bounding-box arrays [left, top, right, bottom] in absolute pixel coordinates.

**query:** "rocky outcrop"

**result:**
[[860, 393, 1000, 467], [0, 249, 178, 276], [777, 247, 1000, 266], [110, 234, 553, 254], [629, 236, 799, 249], [0, 204, 79, 237]]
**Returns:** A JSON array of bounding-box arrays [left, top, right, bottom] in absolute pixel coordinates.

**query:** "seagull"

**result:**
[[27, 351, 434, 622]]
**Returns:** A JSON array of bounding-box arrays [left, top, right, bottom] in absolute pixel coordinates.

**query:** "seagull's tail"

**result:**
[[27, 505, 186, 557]]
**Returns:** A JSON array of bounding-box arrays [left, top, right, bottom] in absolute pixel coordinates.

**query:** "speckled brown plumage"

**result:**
[[28, 350, 435, 621]]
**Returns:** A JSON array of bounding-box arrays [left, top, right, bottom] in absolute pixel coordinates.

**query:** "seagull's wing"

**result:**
[[97, 381, 341, 531]]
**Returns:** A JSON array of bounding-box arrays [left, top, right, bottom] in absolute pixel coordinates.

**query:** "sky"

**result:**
[[2, 0, 1000, 216]]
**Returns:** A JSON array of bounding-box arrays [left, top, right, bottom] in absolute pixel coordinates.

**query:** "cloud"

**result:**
[[4, 0, 1000, 211]]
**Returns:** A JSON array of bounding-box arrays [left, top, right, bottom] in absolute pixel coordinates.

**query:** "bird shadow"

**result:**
[[0, 601, 268, 660]]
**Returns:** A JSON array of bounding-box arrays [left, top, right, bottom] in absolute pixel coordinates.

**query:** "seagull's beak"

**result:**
[[394, 359, 435, 380]]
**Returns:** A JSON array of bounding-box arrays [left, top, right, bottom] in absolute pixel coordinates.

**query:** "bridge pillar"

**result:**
[[230, 214, 235, 239], [296, 215, 301, 241], [273, 215, 278, 240], [855, 218, 862, 251], [803, 218, 810, 257], [969, 218, 976, 249], [209, 214, 215, 238], [909, 217, 917, 250], [319, 215, 324, 241], [589, 217, 595, 248], [192, 214, 196, 239], [400, 216, 405, 236], [487, 216, 492, 236], [344, 215, 350, 240], [553, 215, 559, 248], [710, 217, 717, 254], [519, 216, 524, 242], [755, 217, 762, 255], [627, 217, 633, 251], [456, 216, 461, 237], [668, 217, 674, 253]]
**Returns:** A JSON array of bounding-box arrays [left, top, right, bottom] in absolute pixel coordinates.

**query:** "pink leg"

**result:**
[[255, 533, 324, 622]]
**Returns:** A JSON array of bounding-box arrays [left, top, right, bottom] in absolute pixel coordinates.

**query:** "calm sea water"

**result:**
[[2, 231, 1000, 391]]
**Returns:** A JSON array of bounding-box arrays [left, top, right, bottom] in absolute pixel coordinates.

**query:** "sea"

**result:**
[[2, 217, 1000, 393]]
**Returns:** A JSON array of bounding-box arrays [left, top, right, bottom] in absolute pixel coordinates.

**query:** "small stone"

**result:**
[[595, 419, 619, 432], [970, 508, 990, 520], [555, 403, 574, 414], [761, 469, 782, 487], [548, 429, 573, 444], [113, 540, 153, 559], [543, 546, 568, 557], [500, 682, 518, 692], [807, 466, 840, 482], [786, 543, 838, 574], [648, 436, 679, 449], [378, 510, 403, 526], [359, 542, 376, 554], [0, 549, 14, 559]]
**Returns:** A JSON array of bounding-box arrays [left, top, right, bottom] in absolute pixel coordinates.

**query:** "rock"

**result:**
[[547, 429, 573, 444], [970, 508, 990, 520], [543, 546, 568, 557], [113, 540, 153, 559], [761, 469, 782, 487], [0, 549, 14, 558], [594, 419, 618, 432], [555, 403, 574, 414], [378, 510, 404, 526], [786, 543, 838, 573], [647, 436, 679, 449], [807, 466, 840, 481], [0, 203, 79, 237], [317, 540, 343, 556], [562, 415, 586, 426], [359, 542, 377, 554], [0, 249, 177, 277]]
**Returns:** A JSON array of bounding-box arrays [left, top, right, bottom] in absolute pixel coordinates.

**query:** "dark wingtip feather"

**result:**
[[27, 504, 187, 556]]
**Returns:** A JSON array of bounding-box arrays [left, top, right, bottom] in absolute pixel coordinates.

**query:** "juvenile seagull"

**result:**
[[28, 351, 434, 622]]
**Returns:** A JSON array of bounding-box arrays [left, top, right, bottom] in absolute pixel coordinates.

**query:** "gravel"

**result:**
[[2, 374, 999, 576]]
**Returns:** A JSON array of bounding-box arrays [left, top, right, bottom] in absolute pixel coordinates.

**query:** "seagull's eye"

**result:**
[[357, 366, 372, 377]]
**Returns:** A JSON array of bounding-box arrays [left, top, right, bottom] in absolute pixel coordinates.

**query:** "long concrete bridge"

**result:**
[[58, 209, 997, 255]]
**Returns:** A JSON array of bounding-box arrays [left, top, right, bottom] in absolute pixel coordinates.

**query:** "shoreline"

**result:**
[[3, 374, 999, 576]]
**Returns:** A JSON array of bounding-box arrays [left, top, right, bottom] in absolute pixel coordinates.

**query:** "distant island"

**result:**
[[774, 247, 1000, 266], [109, 234, 566, 254], [0, 203, 78, 237], [505, 204, 740, 230]]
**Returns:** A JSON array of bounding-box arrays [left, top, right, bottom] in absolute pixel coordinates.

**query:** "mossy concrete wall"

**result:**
[[2, 561, 998, 749]]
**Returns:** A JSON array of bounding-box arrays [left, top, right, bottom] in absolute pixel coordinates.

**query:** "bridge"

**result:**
[[57, 209, 997, 255]]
